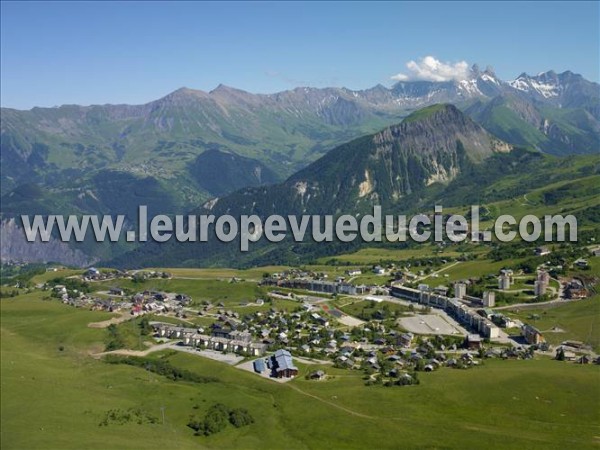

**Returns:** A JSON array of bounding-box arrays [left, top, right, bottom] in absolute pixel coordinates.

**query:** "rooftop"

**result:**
[[273, 349, 298, 372]]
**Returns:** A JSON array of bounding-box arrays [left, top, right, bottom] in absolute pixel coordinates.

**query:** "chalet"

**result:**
[[535, 246, 551, 256], [562, 340, 585, 349], [461, 353, 474, 364], [309, 370, 325, 380], [85, 267, 100, 279], [522, 324, 544, 345], [561, 350, 577, 361], [565, 279, 588, 299], [175, 294, 191, 305], [398, 332, 414, 348], [465, 334, 482, 349], [577, 355, 591, 365], [373, 266, 386, 275], [380, 346, 395, 355], [271, 349, 298, 378], [53, 285, 67, 294]]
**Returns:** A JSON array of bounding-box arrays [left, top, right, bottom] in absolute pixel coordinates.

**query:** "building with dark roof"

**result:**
[[253, 359, 266, 373], [271, 349, 298, 378]]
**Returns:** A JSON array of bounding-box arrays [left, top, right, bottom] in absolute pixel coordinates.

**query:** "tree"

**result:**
[[202, 403, 230, 436], [139, 317, 152, 336], [229, 408, 254, 428]]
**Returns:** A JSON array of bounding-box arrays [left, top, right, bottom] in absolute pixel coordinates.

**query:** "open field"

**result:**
[[317, 246, 471, 264], [30, 268, 84, 284], [2, 293, 600, 449], [419, 258, 526, 284], [155, 266, 292, 281], [94, 278, 267, 308], [505, 295, 600, 352]]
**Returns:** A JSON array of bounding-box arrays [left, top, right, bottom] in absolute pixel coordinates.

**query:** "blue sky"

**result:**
[[1, 1, 598, 109]]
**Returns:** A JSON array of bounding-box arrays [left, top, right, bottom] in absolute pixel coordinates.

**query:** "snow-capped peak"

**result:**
[[458, 78, 482, 96], [508, 72, 560, 98], [481, 73, 500, 85]]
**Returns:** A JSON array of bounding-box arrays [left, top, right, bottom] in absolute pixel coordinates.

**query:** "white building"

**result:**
[[454, 282, 467, 299], [534, 280, 547, 297], [482, 291, 495, 307], [498, 275, 511, 290]]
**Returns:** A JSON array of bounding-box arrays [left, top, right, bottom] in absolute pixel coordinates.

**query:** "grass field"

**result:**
[[420, 258, 525, 284], [317, 245, 470, 264], [93, 277, 268, 308], [157, 266, 291, 281], [506, 296, 600, 352], [2, 292, 600, 449]]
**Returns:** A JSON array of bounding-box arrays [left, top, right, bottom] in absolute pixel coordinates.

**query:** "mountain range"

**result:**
[[107, 106, 599, 269], [1, 67, 598, 266]]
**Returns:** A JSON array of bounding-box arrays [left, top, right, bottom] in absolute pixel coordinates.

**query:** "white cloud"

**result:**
[[391, 56, 470, 82]]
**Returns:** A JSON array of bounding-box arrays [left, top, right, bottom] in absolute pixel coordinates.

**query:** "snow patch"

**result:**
[[458, 79, 482, 96], [358, 170, 374, 197], [294, 181, 308, 196]]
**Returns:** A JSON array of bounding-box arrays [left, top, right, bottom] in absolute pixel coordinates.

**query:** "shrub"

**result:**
[[229, 408, 254, 428]]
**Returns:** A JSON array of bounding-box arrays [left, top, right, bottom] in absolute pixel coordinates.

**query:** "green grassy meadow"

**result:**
[[2, 292, 600, 449], [506, 296, 600, 352]]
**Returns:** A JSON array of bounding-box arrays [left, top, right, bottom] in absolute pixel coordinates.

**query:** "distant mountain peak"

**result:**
[[158, 87, 209, 105], [402, 103, 460, 123], [210, 83, 235, 93], [209, 84, 252, 96]]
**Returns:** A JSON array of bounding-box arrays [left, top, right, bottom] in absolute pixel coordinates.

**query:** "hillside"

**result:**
[[110, 150, 600, 269], [466, 94, 600, 155], [110, 105, 590, 269], [198, 104, 510, 218], [2, 69, 598, 201], [2, 67, 598, 267]]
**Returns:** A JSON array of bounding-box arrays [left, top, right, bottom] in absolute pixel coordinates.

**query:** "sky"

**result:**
[[1, 1, 598, 109]]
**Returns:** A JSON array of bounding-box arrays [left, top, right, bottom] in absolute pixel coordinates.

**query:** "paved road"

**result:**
[[493, 298, 577, 311], [418, 261, 461, 283]]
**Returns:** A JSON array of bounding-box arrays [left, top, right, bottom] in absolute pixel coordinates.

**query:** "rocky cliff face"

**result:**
[[0, 218, 96, 266], [108, 104, 516, 269], [286, 104, 510, 210], [201, 104, 511, 217]]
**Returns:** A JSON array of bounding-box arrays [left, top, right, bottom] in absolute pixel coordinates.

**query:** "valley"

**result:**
[[1, 241, 599, 448], [1, 5, 599, 447]]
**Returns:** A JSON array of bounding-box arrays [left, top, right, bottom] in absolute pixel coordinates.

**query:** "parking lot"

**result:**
[[398, 313, 466, 335], [171, 345, 244, 365]]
